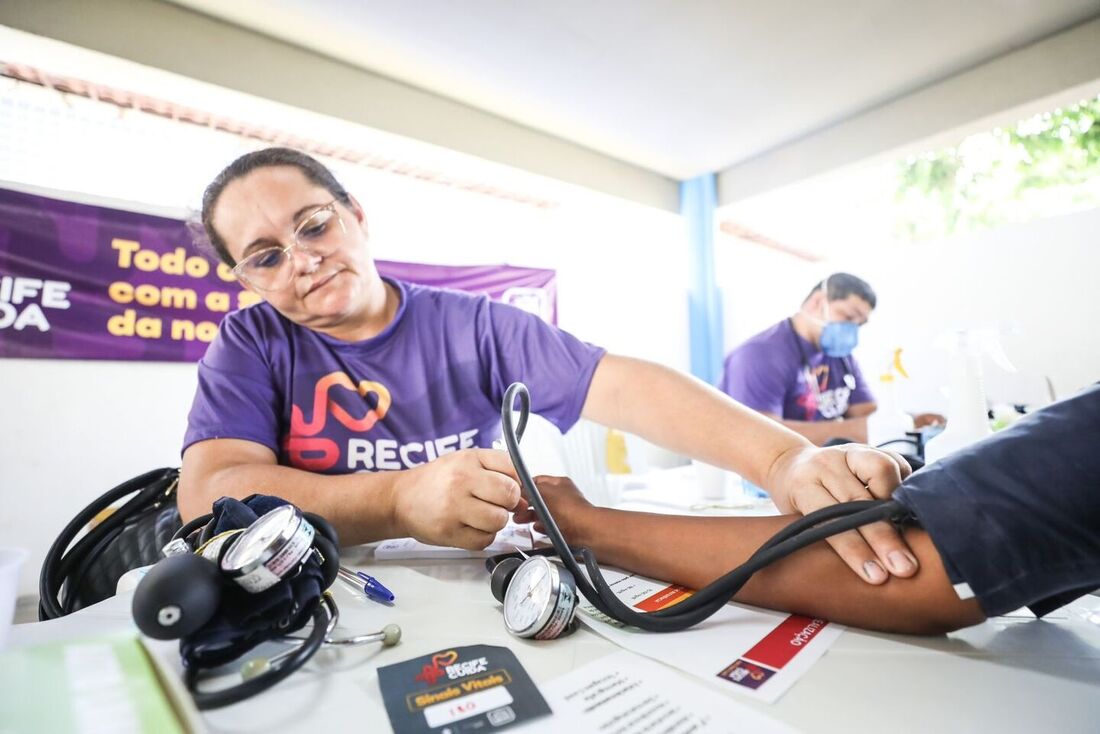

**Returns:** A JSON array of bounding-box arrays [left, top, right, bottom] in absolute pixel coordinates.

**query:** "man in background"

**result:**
[[719, 273, 877, 445]]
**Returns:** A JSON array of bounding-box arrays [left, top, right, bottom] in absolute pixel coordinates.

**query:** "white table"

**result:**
[[12, 554, 1100, 733], [10, 472, 1100, 733]]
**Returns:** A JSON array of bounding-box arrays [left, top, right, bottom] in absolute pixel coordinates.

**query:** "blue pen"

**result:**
[[337, 566, 395, 603], [356, 570, 395, 603]]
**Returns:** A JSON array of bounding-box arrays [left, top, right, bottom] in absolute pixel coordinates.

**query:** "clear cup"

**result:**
[[0, 548, 29, 651], [692, 460, 729, 501]]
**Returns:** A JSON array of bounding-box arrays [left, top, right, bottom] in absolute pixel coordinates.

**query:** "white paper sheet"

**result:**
[[374, 522, 544, 560], [577, 567, 843, 704], [515, 650, 798, 734]]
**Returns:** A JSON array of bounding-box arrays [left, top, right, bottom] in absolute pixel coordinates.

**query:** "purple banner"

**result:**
[[0, 187, 556, 362]]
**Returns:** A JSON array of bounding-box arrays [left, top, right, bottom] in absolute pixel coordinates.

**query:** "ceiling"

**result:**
[[167, 0, 1100, 180]]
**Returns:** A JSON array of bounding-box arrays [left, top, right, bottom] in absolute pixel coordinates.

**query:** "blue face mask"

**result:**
[[820, 320, 859, 358]]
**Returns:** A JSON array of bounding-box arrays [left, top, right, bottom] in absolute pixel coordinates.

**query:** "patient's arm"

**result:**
[[513, 477, 985, 635]]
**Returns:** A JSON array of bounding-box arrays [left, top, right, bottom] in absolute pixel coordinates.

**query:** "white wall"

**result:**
[[0, 361, 198, 594], [715, 237, 821, 352], [842, 207, 1100, 414], [716, 207, 1100, 417]]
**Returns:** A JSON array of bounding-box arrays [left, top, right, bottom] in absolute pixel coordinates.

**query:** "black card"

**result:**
[[377, 644, 551, 733]]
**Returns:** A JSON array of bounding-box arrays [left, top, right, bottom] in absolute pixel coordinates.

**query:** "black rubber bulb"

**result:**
[[132, 553, 223, 640]]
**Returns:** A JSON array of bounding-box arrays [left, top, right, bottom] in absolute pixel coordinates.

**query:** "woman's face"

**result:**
[[212, 166, 378, 331]]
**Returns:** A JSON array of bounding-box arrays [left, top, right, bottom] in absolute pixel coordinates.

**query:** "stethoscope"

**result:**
[[489, 382, 911, 639], [242, 592, 402, 680], [133, 504, 401, 709]]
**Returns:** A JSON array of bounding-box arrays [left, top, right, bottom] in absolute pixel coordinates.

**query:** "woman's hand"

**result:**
[[511, 475, 597, 543], [765, 444, 917, 584], [389, 449, 521, 549]]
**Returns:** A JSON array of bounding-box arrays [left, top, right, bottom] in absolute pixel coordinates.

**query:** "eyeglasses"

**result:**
[[232, 200, 348, 292]]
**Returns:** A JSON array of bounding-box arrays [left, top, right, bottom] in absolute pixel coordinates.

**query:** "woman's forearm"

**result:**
[[582, 354, 810, 486], [180, 441, 401, 545], [181, 440, 522, 549]]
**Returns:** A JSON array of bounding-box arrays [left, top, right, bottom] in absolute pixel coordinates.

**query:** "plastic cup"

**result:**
[[692, 460, 728, 501], [0, 548, 29, 651]]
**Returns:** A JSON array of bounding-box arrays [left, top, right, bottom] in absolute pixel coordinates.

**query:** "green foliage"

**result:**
[[895, 95, 1100, 241]]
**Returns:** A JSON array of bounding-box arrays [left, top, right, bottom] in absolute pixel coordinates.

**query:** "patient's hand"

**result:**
[[511, 475, 594, 541], [766, 444, 918, 585]]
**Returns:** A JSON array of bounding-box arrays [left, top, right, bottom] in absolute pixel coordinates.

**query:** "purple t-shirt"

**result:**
[[184, 279, 605, 474], [718, 319, 873, 421]]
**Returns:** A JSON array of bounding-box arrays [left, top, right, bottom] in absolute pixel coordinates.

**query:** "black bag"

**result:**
[[39, 467, 181, 620]]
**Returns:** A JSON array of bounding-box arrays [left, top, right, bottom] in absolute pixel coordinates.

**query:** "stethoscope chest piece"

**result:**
[[497, 555, 578, 640]]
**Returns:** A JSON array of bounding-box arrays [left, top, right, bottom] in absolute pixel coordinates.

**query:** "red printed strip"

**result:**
[[634, 583, 694, 612], [739, 615, 828, 670]]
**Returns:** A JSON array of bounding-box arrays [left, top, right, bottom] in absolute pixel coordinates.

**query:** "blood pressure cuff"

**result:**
[[893, 383, 1100, 618], [179, 495, 325, 669]]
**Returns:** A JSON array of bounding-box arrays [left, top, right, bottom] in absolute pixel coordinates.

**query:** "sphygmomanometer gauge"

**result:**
[[500, 555, 578, 640]]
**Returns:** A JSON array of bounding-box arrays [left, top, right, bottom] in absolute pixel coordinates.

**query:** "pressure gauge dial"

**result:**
[[220, 504, 315, 593], [502, 556, 578, 639]]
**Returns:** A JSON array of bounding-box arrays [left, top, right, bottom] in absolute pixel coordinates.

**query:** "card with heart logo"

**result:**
[[377, 644, 550, 733]]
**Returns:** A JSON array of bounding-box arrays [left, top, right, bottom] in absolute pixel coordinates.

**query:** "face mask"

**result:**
[[820, 320, 859, 357], [819, 288, 859, 357]]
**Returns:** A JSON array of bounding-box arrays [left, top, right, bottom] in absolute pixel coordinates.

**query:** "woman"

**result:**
[[181, 147, 918, 586]]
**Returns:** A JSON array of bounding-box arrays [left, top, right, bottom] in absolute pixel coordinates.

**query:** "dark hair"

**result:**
[[199, 147, 351, 266], [803, 272, 877, 309]]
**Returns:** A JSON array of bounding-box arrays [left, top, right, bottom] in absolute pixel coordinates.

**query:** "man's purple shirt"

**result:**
[[184, 279, 605, 473], [718, 319, 873, 421]]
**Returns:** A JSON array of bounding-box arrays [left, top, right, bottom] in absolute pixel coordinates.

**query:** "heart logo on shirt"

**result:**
[[284, 372, 393, 470], [291, 371, 392, 435], [332, 378, 392, 431]]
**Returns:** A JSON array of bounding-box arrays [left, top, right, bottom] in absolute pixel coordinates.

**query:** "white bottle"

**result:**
[[867, 348, 915, 448], [924, 331, 996, 464]]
